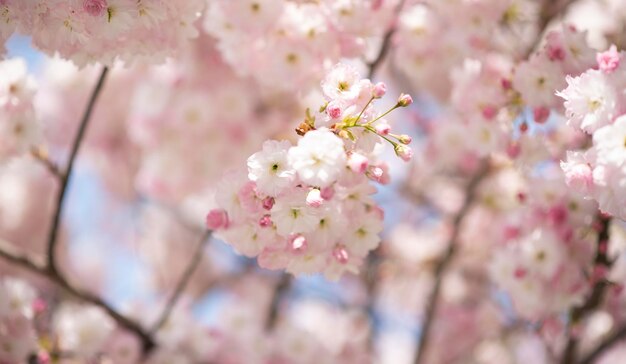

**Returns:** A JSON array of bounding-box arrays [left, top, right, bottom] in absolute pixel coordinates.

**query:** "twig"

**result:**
[[265, 273, 292, 331], [413, 163, 489, 364], [149, 230, 212, 335], [0, 238, 155, 352], [30, 147, 62, 179], [367, 0, 407, 79], [560, 215, 612, 364], [579, 324, 626, 364], [46, 66, 109, 276]]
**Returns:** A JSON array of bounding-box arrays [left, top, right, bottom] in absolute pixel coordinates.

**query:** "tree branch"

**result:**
[[413, 163, 489, 364], [265, 273, 292, 331], [0, 238, 155, 352], [149, 230, 212, 335], [30, 147, 62, 179], [579, 324, 626, 364], [46, 66, 109, 276], [367, 0, 407, 79]]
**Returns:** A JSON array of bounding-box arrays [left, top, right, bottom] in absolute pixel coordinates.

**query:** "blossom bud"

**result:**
[[397, 134, 412, 145], [394, 144, 413, 162], [367, 164, 390, 184], [306, 189, 324, 207], [597, 45, 620, 73], [374, 121, 391, 135], [320, 186, 335, 200], [533, 106, 550, 124], [327, 104, 342, 119], [289, 234, 308, 254], [332, 245, 349, 264], [262, 197, 275, 210], [372, 82, 387, 98], [259, 214, 272, 227], [205, 209, 229, 230], [83, 0, 108, 17], [348, 152, 369, 174], [397, 93, 413, 107]]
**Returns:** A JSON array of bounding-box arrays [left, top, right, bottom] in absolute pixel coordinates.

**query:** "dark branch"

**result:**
[[413, 163, 489, 364], [367, 0, 406, 79], [46, 66, 109, 276], [580, 324, 626, 364], [265, 273, 292, 331], [150, 230, 212, 335]]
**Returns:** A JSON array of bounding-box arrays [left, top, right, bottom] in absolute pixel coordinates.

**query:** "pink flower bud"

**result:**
[[332, 245, 350, 264], [372, 82, 387, 98], [306, 189, 324, 207], [394, 144, 413, 162], [533, 106, 550, 124], [83, 0, 108, 16], [597, 45, 620, 73], [320, 186, 335, 200], [348, 152, 369, 174], [397, 93, 413, 107], [205, 209, 229, 230], [289, 234, 307, 254], [481, 105, 497, 120], [259, 214, 272, 227], [32, 298, 47, 314], [375, 121, 391, 135], [262, 197, 275, 210], [397, 134, 412, 145], [327, 104, 342, 119]]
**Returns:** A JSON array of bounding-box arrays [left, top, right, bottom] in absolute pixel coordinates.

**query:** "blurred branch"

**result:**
[[367, 0, 407, 79], [525, 0, 577, 57], [265, 273, 292, 331], [0, 238, 155, 352], [30, 147, 62, 179], [46, 66, 109, 276], [579, 324, 626, 364], [560, 215, 612, 364], [149, 230, 212, 335], [413, 162, 489, 364]]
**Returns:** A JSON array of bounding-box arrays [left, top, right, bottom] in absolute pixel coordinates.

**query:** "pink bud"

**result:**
[[506, 142, 521, 159], [262, 197, 275, 210], [327, 104, 342, 119], [397, 93, 413, 107], [533, 106, 550, 124], [289, 234, 307, 254], [547, 45, 566, 61], [514, 267, 527, 279], [375, 121, 391, 135], [372, 82, 387, 98], [397, 134, 412, 145], [597, 45, 620, 73], [205, 209, 229, 230], [37, 352, 51, 364], [481, 105, 497, 120], [32, 298, 47, 314], [259, 214, 272, 227], [332, 245, 350, 264], [306, 189, 324, 207], [320, 186, 335, 200], [83, 0, 108, 16], [367, 164, 390, 184], [394, 144, 413, 162], [348, 152, 369, 174]]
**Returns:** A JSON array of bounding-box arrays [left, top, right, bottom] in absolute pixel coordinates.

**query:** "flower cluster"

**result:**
[[0, 0, 203, 65], [0, 58, 40, 162], [203, 0, 400, 91], [208, 63, 412, 279], [559, 46, 626, 219]]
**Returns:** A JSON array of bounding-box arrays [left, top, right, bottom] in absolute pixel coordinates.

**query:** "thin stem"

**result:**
[[46, 66, 109, 276], [560, 215, 612, 364], [30, 147, 62, 179], [413, 163, 489, 364], [366, 105, 400, 126], [367, 0, 407, 79], [149, 230, 212, 335], [354, 96, 375, 124]]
